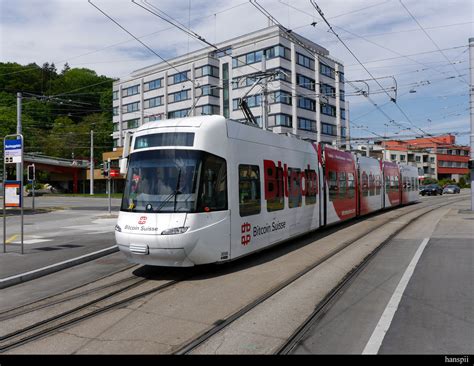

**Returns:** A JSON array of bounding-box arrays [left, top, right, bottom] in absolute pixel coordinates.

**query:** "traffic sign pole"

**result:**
[[3, 134, 24, 254]]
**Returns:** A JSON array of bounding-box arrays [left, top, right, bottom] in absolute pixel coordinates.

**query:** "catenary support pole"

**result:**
[[16, 93, 21, 181], [469, 38, 474, 211], [90, 130, 94, 195]]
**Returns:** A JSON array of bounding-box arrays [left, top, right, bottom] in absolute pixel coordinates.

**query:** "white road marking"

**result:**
[[362, 237, 430, 355], [12, 239, 52, 245]]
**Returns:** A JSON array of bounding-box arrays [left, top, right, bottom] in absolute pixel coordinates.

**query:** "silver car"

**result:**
[[442, 185, 460, 194]]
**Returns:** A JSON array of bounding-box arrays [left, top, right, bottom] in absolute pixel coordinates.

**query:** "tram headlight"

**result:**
[[115, 224, 122, 232], [161, 227, 189, 235]]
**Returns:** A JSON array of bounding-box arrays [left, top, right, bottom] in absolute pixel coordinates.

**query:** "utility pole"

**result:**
[[469, 37, 474, 211], [16, 92, 22, 181], [261, 57, 268, 130], [90, 130, 94, 195]]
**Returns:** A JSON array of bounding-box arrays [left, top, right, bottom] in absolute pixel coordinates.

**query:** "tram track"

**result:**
[[174, 196, 466, 354], [0, 272, 190, 353], [0, 265, 139, 322], [1, 195, 466, 354]]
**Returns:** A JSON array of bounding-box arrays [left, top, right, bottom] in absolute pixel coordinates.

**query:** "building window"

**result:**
[[113, 106, 119, 116], [168, 90, 190, 103], [296, 53, 315, 70], [233, 95, 261, 110], [297, 74, 315, 91], [320, 83, 335, 98], [113, 90, 119, 100], [320, 63, 335, 79], [126, 118, 139, 129], [341, 127, 346, 138], [168, 71, 190, 85], [122, 85, 139, 98], [341, 108, 346, 120], [168, 108, 190, 119], [321, 122, 337, 136], [298, 97, 316, 111], [298, 118, 316, 132], [232, 44, 290, 68], [200, 104, 220, 115], [239, 165, 261, 217], [144, 96, 163, 109], [340, 90, 345, 101], [196, 84, 220, 98], [268, 114, 292, 128], [144, 78, 163, 91], [122, 102, 139, 114], [400, 155, 406, 161], [338, 71, 344, 82], [415, 156, 421, 162], [144, 114, 163, 123], [272, 91, 292, 105], [223, 63, 229, 118], [321, 104, 336, 117], [195, 65, 219, 79]]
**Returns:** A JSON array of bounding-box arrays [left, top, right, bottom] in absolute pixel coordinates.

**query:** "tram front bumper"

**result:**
[[118, 243, 194, 267]]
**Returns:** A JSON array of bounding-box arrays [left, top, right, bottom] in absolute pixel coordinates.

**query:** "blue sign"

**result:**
[[4, 139, 22, 163]]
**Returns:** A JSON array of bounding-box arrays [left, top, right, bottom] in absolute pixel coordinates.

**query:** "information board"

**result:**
[[5, 181, 21, 207], [4, 139, 22, 164]]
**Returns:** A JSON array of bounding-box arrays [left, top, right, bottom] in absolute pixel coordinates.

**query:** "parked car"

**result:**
[[420, 184, 443, 196], [442, 184, 460, 194]]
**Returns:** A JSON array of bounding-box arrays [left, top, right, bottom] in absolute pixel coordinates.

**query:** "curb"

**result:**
[[0, 245, 119, 289]]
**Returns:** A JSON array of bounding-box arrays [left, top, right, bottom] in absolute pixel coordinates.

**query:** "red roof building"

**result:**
[[380, 135, 469, 182]]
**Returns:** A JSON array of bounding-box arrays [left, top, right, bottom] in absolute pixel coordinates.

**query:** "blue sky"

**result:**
[[0, 0, 472, 145]]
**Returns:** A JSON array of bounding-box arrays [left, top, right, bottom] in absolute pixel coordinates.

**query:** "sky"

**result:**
[[0, 0, 472, 145]]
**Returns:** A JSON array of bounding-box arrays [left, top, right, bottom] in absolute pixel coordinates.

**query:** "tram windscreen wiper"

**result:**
[[173, 168, 182, 213], [155, 168, 182, 213]]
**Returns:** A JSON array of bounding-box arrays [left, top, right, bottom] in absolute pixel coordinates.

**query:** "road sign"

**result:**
[[4, 139, 22, 164]]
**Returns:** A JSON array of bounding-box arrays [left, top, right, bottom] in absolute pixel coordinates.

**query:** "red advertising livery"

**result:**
[[116, 116, 420, 267]]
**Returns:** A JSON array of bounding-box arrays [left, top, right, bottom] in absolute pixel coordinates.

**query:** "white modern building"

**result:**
[[112, 25, 349, 148]]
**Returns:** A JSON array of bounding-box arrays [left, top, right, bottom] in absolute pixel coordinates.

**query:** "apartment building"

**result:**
[[112, 25, 349, 148], [381, 135, 469, 182]]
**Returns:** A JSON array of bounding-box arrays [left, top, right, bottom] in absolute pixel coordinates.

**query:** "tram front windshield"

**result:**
[[121, 149, 227, 213]]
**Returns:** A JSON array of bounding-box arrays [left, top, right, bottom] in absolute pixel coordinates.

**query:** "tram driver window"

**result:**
[[239, 165, 261, 216]]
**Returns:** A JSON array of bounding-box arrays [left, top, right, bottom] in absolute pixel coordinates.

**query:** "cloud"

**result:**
[[0, 0, 471, 144]]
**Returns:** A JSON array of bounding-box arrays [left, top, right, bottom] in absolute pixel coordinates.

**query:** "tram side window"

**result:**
[[328, 170, 338, 201], [305, 168, 318, 205], [394, 175, 399, 191], [288, 168, 302, 208], [369, 173, 375, 196], [362, 171, 369, 197], [375, 175, 381, 195], [411, 177, 416, 191], [385, 175, 391, 192], [339, 171, 347, 198], [266, 163, 284, 212], [239, 165, 261, 217], [347, 172, 355, 199]]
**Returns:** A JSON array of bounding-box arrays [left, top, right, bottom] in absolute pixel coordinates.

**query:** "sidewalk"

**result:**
[[0, 196, 122, 289]]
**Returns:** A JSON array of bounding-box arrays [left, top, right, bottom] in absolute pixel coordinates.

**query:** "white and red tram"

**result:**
[[115, 115, 419, 267]]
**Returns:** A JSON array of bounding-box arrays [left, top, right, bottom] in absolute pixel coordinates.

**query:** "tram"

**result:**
[[115, 115, 419, 267]]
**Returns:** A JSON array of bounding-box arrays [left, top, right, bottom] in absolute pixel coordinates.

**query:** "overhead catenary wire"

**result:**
[[398, 0, 469, 86], [309, 0, 446, 145]]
